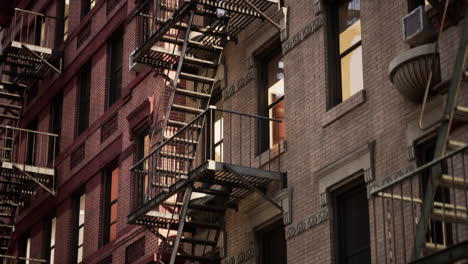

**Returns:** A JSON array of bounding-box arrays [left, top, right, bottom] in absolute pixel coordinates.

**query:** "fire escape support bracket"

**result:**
[[223, 164, 283, 213], [241, 0, 282, 31], [20, 44, 62, 74], [12, 164, 55, 196]]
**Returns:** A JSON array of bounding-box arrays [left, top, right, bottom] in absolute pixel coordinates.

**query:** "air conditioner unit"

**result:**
[[402, 5, 435, 46]]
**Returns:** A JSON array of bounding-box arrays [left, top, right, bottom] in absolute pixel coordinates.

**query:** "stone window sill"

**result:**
[[321, 90, 367, 127]]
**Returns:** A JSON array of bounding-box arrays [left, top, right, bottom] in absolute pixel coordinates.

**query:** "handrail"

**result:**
[[369, 144, 468, 195], [130, 107, 282, 171], [14, 8, 57, 19], [0, 125, 58, 137]]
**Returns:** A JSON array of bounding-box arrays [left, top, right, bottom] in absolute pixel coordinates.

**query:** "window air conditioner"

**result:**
[[402, 5, 435, 46]]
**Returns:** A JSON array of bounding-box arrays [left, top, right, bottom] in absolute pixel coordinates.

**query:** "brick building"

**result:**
[[0, 0, 467, 263]]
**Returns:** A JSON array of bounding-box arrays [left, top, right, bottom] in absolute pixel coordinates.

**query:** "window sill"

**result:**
[[321, 90, 366, 128]]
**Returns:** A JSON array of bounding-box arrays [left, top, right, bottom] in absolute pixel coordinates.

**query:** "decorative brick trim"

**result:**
[[70, 143, 85, 169], [101, 113, 118, 142]]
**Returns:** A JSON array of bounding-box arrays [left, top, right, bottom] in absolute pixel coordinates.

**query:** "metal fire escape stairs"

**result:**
[[0, 8, 61, 263], [411, 6, 468, 263], [129, 0, 286, 263]]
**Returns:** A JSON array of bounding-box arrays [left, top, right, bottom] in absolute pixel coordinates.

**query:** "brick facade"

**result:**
[[3, 0, 467, 263]]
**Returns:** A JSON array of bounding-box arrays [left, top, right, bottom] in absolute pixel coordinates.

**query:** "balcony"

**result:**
[[368, 145, 468, 263], [0, 8, 62, 90], [0, 125, 58, 260], [129, 107, 285, 262]]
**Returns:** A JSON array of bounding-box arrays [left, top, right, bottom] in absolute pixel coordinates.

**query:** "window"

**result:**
[[26, 119, 37, 165], [56, 0, 69, 44], [257, 43, 285, 153], [408, 0, 430, 11], [76, 62, 91, 137], [107, 30, 123, 109], [333, 177, 371, 264], [135, 129, 150, 207], [49, 93, 63, 163], [213, 96, 223, 162], [327, 0, 364, 108], [46, 217, 57, 264], [34, 16, 45, 47], [73, 194, 86, 264], [82, 0, 96, 18], [416, 140, 452, 248], [103, 166, 119, 245], [20, 236, 31, 264], [257, 220, 287, 264]]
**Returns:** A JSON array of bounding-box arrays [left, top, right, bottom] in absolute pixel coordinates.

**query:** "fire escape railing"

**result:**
[[130, 107, 283, 211], [368, 145, 468, 263]]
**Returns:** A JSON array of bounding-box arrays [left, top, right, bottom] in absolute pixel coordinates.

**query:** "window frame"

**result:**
[[72, 193, 86, 264], [44, 217, 57, 264], [332, 176, 371, 264], [134, 128, 150, 208], [106, 29, 124, 109], [81, 0, 96, 19], [76, 61, 92, 138], [256, 40, 285, 154], [256, 220, 287, 264], [102, 163, 119, 246], [326, 0, 363, 108], [49, 92, 63, 163]]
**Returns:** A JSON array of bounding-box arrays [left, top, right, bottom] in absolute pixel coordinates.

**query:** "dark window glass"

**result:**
[[49, 93, 63, 163], [76, 62, 91, 137], [257, 44, 285, 153], [135, 129, 150, 208], [257, 221, 287, 264], [334, 178, 371, 264], [327, 0, 363, 108], [107, 31, 123, 109], [416, 140, 452, 247], [82, 0, 95, 18], [26, 119, 37, 165], [103, 166, 119, 245]]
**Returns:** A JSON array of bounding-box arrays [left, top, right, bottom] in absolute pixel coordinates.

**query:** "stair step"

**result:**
[[180, 72, 216, 83], [0, 90, 22, 101], [180, 236, 217, 246], [167, 119, 202, 129], [150, 46, 217, 68], [447, 140, 467, 150], [440, 174, 468, 189], [176, 251, 219, 262], [0, 102, 22, 110], [175, 88, 211, 99], [454, 106, 468, 122], [164, 202, 226, 213], [172, 104, 204, 115], [0, 80, 27, 90], [193, 187, 231, 197], [0, 236, 10, 240], [159, 152, 194, 160], [0, 224, 14, 229], [160, 35, 223, 52], [0, 114, 19, 120], [154, 167, 188, 177], [164, 136, 198, 145], [151, 183, 170, 192], [0, 213, 14, 218]]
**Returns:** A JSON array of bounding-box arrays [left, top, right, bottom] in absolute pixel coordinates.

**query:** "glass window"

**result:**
[[104, 166, 119, 244], [107, 30, 123, 109], [82, 0, 95, 18], [76, 194, 85, 264], [258, 46, 285, 153], [76, 62, 91, 137], [25, 237, 31, 264], [213, 99, 223, 162], [64, 0, 70, 40], [49, 217, 56, 264], [327, 0, 364, 107], [257, 221, 287, 264]]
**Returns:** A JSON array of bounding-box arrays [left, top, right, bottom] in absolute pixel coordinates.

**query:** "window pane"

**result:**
[[26, 238, 31, 264], [50, 217, 56, 247], [215, 145, 223, 162], [338, 0, 361, 37], [340, 46, 364, 101], [77, 246, 83, 263], [50, 248, 55, 264], [110, 203, 118, 223], [78, 227, 84, 245], [110, 223, 117, 241], [267, 55, 284, 103], [339, 20, 361, 54], [79, 194, 85, 225], [269, 100, 285, 147], [111, 168, 119, 201]]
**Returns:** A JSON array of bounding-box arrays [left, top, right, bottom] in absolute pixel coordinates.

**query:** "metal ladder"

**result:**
[[412, 11, 468, 261]]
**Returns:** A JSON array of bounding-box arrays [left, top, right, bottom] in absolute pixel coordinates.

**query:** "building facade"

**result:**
[[0, 0, 467, 263]]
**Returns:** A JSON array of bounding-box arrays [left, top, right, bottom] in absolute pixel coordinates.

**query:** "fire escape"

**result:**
[[128, 0, 286, 263], [369, 3, 468, 264], [0, 8, 61, 263]]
